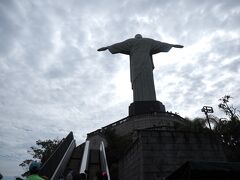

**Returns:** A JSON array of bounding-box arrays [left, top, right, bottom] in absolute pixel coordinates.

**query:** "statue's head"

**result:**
[[135, 34, 142, 39]]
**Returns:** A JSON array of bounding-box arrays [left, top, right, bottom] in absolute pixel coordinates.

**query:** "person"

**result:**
[[101, 171, 108, 180], [98, 34, 183, 102], [26, 161, 45, 180]]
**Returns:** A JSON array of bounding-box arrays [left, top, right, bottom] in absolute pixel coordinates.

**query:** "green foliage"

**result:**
[[178, 95, 240, 161], [190, 118, 209, 132], [199, 95, 240, 161], [104, 129, 132, 161], [215, 119, 240, 161], [28, 139, 61, 163], [19, 138, 61, 176], [218, 95, 239, 121], [175, 117, 211, 133], [213, 96, 240, 161]]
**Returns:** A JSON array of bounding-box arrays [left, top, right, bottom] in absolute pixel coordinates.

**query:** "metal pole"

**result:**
[[205, 112, 212, 130], [201, 106, 213, 131]]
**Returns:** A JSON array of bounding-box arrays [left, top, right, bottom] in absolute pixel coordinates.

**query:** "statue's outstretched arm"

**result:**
[[97, 47, 108, 51], [172, 44, 184, 48]]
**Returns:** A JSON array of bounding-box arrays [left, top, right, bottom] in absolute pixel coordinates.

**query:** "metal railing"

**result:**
[[79, 140, 90, 175], [100, 141, 110, 180], [51, 139, 75, 180], [87, 112, 187, 137], [79, 140, 110, 179], [39, 132, 75, 179]]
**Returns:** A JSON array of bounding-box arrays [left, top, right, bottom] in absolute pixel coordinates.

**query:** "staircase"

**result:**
[[39, 132, 110, 180], [64, 143, 85, 176]]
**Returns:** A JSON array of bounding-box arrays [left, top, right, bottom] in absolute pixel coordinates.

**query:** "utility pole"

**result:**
[[201, 106, 214, 130]]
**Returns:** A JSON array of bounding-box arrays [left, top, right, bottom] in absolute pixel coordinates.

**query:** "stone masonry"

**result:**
[[119, 129, 226, 180], [88, 112, 186, 138]]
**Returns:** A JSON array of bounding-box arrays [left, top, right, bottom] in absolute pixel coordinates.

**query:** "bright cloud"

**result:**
[[0, 0, 239, 177]]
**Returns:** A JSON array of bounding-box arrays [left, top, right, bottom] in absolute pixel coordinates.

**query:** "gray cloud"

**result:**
[[0, 0, 240, 177]]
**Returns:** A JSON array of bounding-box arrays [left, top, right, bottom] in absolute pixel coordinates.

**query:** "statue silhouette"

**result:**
[[98, 34, 183, 102]]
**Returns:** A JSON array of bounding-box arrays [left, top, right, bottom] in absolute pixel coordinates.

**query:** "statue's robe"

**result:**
[[108, 38, 173, 101]]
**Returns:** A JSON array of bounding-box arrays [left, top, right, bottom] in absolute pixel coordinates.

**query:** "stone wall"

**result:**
[[111, 114, 175, 136], [118, 140, 142, 180], [87, 133, 108, 149], [88, 113, 186, 138], [119, 130, 226, 180]]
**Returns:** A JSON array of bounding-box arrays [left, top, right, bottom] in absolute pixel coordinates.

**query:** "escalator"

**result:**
[[87, 149, 101, 179], [64, 143, 85, 177], [39, 132, 110, 180], [79, 141, 110, 180]]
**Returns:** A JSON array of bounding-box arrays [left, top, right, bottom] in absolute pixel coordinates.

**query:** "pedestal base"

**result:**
[[129, 101, 166, 116]]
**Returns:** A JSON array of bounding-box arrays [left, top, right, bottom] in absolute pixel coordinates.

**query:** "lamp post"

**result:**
[[201, 106, 214, 130], [219, 118, 228, 124]]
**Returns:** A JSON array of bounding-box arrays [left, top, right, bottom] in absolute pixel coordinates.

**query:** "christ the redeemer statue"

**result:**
[[98, 34, 183, 104]]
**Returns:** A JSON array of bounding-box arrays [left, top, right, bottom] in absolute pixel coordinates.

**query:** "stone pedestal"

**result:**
[[129, 101, 166, 116], [119, 130, 226, 180]]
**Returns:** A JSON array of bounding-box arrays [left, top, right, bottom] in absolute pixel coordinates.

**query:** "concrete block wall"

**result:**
[[119, 130, 226, 180], [87, 133, 108, 149], [110, 113, 185, 136], [119, 140, 142, 180], [87, 113, 187, 143]]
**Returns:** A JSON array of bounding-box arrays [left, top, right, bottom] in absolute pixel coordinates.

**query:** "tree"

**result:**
[[19, 139, 61, 177], [218, 95, 239, 121], [216, 95, 240, 161], [175, 117, 213, 133], [179, 95, 240, 161]]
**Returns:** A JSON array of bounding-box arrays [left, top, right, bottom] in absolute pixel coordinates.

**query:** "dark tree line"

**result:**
[[19, 139, 61, 177], [179, 95, 240, 161], [216, 95, 240, 161]]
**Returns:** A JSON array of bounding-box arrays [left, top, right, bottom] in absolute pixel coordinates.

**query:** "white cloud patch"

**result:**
[[0, 0, 240, 176]]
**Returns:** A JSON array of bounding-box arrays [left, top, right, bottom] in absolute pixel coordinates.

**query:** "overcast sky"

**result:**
[[0, 0, 239, 177]]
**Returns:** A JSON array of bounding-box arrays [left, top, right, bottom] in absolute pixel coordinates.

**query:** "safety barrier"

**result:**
[[79, 140, 90, 175], [100, 141, 110, 180], [87, 112, 187, 137], [39, 132, 75, 180]]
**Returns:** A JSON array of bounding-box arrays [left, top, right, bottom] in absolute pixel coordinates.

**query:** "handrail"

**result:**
[[79, 140, 90, 175], [51, 139, 76, 180], [100, 141, 110, 180], [39, 132, 74, 179]]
